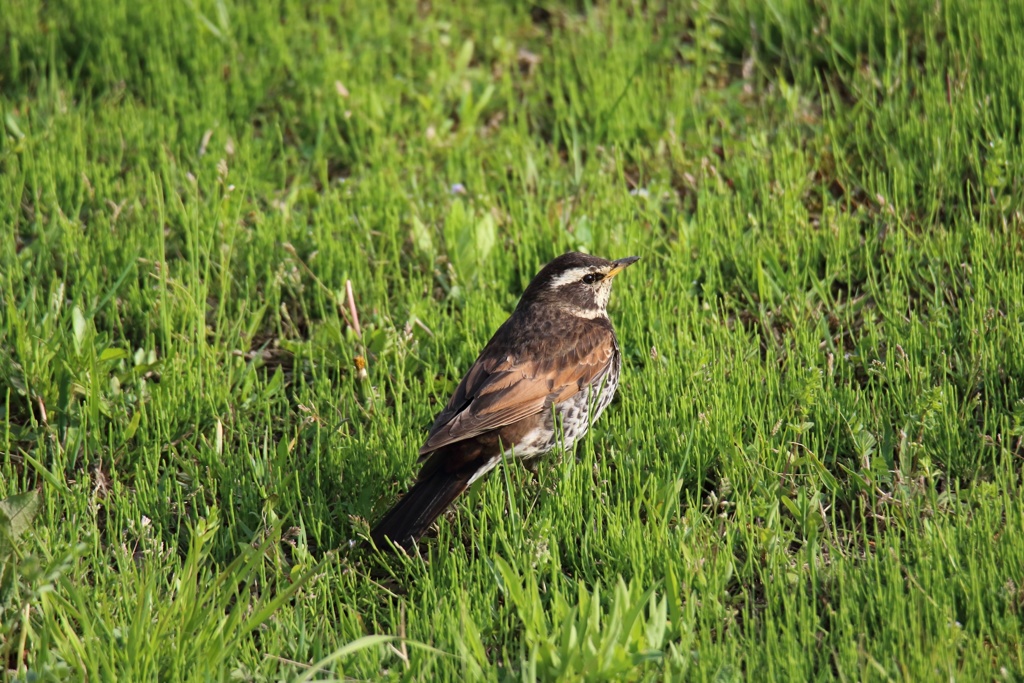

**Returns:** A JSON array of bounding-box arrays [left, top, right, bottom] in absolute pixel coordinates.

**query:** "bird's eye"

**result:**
[[581, 273, 600, 284]]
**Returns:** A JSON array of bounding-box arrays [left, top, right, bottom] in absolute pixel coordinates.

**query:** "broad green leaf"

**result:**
[[0, 490, 41, 542], [72, 306, 87, 350]]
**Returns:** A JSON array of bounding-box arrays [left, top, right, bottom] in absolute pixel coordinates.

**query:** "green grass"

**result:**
[[2, 0, 1023, 679]]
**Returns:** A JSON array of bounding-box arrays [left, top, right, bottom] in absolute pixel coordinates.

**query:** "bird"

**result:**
[[370, 251, 639, 551]]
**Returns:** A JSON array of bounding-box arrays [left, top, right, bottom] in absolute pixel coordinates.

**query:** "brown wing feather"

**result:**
[[420, 323, 615, 455]]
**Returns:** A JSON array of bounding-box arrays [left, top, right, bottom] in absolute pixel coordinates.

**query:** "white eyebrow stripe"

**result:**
[[547, 267, 600, 288]]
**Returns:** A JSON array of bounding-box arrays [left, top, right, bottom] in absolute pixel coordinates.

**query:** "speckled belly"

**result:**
[[511, 350, 621, 460]]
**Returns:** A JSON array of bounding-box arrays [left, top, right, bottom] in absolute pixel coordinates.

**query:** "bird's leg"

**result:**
[[522, 454, 544, 483]]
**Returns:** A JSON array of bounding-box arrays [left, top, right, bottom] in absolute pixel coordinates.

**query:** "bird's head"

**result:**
[[519, 252, 639, 318]]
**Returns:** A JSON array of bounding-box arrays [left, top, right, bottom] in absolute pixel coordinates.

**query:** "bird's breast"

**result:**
[[515, 350, 622, 460]]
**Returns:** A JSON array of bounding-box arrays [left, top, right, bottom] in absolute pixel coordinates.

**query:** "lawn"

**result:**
[[2, 0, 1023, 680]]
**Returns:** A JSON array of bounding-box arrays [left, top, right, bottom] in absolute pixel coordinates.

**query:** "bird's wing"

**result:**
[[419, 324, 616, 455]]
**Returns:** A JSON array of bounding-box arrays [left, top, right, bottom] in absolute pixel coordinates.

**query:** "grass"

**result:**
[[2, 0, 1023, 679]]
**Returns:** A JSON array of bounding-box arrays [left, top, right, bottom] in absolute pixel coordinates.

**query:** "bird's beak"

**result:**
[[607, 256, 640, 278]]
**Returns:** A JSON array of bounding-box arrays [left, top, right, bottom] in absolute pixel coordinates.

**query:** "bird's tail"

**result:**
[[370, 471, 470, 551]]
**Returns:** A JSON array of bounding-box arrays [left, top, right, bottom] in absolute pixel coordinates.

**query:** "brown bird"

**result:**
[[370, 252, 639, 550]]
